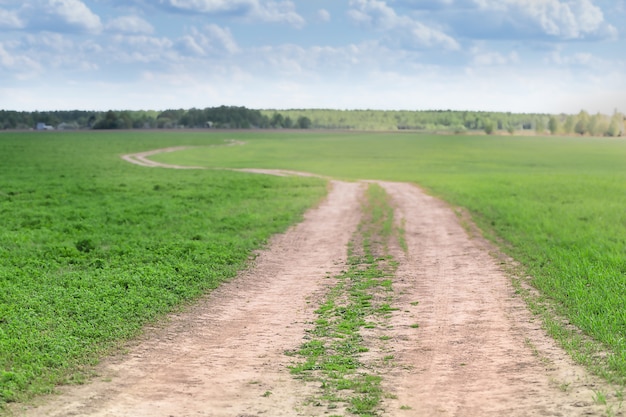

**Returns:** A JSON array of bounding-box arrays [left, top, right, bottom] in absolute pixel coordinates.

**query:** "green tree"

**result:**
[[588, 113, 608, 136], [607, 119, 620, 137], [563, 115, 575, 134], [607, 112, 623, 137], [483, 118, 495, 135], [270, 113, 284, 128], [535, 117, 547, 134], [93, 110, 120, 129], [548, 116, 560, 135], [574, 110, 590, 135], [506, 123, 515, 135], [297, 116, 312, 129], [119, 111, 133, 129]]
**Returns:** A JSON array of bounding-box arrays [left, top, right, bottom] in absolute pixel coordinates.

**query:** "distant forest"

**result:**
[[0, 106, 624, 136]]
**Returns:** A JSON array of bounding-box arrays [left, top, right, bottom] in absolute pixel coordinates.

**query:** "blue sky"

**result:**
[[0, 0, 625, 113]]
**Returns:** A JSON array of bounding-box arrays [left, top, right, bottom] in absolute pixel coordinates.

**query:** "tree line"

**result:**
[[262, 109, 625, 136], [0, 107, 313, 131], [0, 107, 623, 136]]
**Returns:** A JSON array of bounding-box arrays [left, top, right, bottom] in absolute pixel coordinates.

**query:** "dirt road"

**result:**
[[10, 149, 621, 416], [378, 182, 616, 416]]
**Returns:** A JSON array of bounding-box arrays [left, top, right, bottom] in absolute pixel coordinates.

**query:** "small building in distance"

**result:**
[[36, 122, 54, 131]]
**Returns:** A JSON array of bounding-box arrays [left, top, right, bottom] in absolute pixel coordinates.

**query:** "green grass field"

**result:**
[[0, 131, 327, 404], [2, 130, 626, 406], [155, 131, 626, 382]]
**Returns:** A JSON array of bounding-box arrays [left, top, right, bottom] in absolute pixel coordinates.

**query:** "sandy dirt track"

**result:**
[[10, 147, 622, 416], [120, 146, 200, 168], [377, 182, 617, 416]]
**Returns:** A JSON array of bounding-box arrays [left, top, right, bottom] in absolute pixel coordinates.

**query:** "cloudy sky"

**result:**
[[1, 0, 625, 113]]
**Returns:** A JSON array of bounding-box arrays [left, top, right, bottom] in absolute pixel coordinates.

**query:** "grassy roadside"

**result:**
[[288, 183, 399, 416], [0, 133, 327, 408]]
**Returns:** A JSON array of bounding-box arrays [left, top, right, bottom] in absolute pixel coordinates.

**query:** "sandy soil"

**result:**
[[376, 181, 619, 416], [9, 147, 622, 416]]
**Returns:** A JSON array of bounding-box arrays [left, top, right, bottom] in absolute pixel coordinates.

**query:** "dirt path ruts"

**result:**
[[120, 141, 244, 169], [121, 146, 201, 168], [377, 181, 615, 416], [121, 146, 209, 169], [121, 144, 329, 179], [10, 146, 621, 416]]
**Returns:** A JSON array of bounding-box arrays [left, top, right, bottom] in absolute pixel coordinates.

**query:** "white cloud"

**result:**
[[547, 50, 592, 65], [110, 34, 176, 64], [409, 22, 459, 49], [21, 0, 103, 33], [0, 42, 15, 67], [45, 0, 102, 33], [3, 32, 102, 74], [472, 50, 520, 66], [24, 32, 75, 53], [254, 1, 304, 27], [509, 0, 617, 39], [0, 41, 41, 76], [174, 25, 239, 57], [113, 35, 174, 50], [246, 41, 426, 81], [157, 0, 305, 27], [317, 8, 331, 23], [544, 49, 614, 71], [259, 45, 305, 76], [0, 8, 23, 29], [175, 35, 206, 56], [349, 0, 402, 31], [348, 0, 460, 50], [159, 0, 256, 14], [455, 0, 617, 40], [107, 16, 154, 34], [80, 40, 103, 55], [205, 24, 239, 54], [400, 0, 617, 40], [395, 0, 457, 9]]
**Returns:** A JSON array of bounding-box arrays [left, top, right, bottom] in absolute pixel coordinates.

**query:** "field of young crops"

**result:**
[[0, 131, 327, 404], [2, 130, 626, 406], [155, 131, 626, 381]]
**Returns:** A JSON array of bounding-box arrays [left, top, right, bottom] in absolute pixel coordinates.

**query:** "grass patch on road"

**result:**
[[0, 132, 326, 406], [289, 183, 398, 416]]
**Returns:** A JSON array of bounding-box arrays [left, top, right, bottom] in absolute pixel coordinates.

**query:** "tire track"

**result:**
[[377, 181, 614, 416]]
